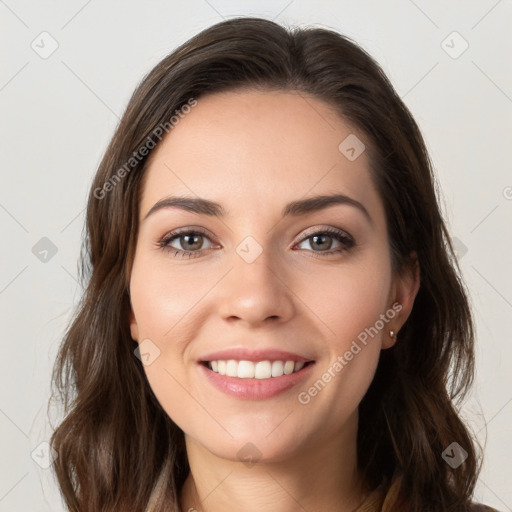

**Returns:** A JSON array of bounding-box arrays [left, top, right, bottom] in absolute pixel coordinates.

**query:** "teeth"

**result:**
[[226, 359, 238, 377], [284, 361, 295, 374], [271, 360, 283, 377], [255, 361, 271, 379], [207, 359, 308, 379], [238, 360, 255, 378]]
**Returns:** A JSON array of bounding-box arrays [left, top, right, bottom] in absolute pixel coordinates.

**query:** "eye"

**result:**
[[157, 228, 216, 259], [295, 227, 354, 257], [157, 226, 355, 259]]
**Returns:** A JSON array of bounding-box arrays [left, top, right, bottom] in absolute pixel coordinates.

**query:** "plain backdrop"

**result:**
[[1, 1, 511, 510]]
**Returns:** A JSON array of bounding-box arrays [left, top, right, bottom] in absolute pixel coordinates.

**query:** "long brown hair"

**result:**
[[49, 16, 483, 511]]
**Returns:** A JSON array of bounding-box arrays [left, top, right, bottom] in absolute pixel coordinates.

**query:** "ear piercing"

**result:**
[[389, 330, 396, 338]]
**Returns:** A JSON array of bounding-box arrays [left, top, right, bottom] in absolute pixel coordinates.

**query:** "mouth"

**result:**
[[199, 358, 316, 400], [200, 359, 315, 379]]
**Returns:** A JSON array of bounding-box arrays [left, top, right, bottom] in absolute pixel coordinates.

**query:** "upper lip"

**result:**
[[199, 348, 314, 363]]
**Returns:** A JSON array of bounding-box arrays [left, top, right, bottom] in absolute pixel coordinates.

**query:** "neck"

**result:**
[[179, 411, 369, 512]]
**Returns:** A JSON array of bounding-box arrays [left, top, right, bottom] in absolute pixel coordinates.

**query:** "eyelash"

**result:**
[[157, 227, 355, 259]]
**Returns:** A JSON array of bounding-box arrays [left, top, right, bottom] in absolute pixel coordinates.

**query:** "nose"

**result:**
[[216, 244, 296, 328]]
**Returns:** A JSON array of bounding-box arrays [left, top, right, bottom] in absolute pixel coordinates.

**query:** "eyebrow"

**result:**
[[143, 193, 372, 224]]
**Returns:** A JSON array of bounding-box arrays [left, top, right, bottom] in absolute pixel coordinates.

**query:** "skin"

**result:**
[[129, 89, 420, 512]]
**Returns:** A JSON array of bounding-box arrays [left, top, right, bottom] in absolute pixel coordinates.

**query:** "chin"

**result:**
[[212, 436, 306, 465]]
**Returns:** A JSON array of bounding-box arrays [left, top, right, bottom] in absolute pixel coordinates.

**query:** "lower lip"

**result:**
[[199, 362, 315, 400]]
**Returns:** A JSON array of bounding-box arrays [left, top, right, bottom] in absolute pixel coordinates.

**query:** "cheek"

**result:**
[[294, 266, 390, 434], [303, 258, 392, 344], [130, 255, 209, 339], [129, 257, 202, 429]]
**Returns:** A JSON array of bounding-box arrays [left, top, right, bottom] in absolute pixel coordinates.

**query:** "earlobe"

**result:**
[[382, 328, 398, 350], [383, 252, 420, 349]]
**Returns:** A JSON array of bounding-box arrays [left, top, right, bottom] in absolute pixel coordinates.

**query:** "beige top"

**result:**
[[352, 480, 500, 512], [145, 467, 500, 512], [352, 479, 500, 512]]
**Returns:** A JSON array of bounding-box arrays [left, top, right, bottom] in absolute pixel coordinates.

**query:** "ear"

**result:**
[[129, 304, 140, 342], [382, 251, 420, 349]]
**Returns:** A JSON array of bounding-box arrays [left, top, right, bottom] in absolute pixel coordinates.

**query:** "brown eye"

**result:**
[[296, 228, 354, 255], [309, 234, 334, 251], [158, 229, 216, 258], [176, 233, 204, 251]]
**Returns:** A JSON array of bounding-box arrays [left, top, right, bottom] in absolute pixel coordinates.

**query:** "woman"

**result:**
[[49, 16, 499, 512]]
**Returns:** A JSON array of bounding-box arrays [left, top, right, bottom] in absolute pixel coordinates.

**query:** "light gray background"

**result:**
[[1, 1, 511, 510]]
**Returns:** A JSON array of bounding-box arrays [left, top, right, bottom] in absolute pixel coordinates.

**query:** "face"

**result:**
[[129, 89, 418, 464]]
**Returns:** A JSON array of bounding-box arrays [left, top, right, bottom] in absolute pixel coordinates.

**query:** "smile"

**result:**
[[199, 359, 315, 400], [204, 359, 313, 379]]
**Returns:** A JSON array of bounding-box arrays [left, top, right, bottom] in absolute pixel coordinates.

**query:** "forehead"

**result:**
[[139, 89, 384, 225]]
